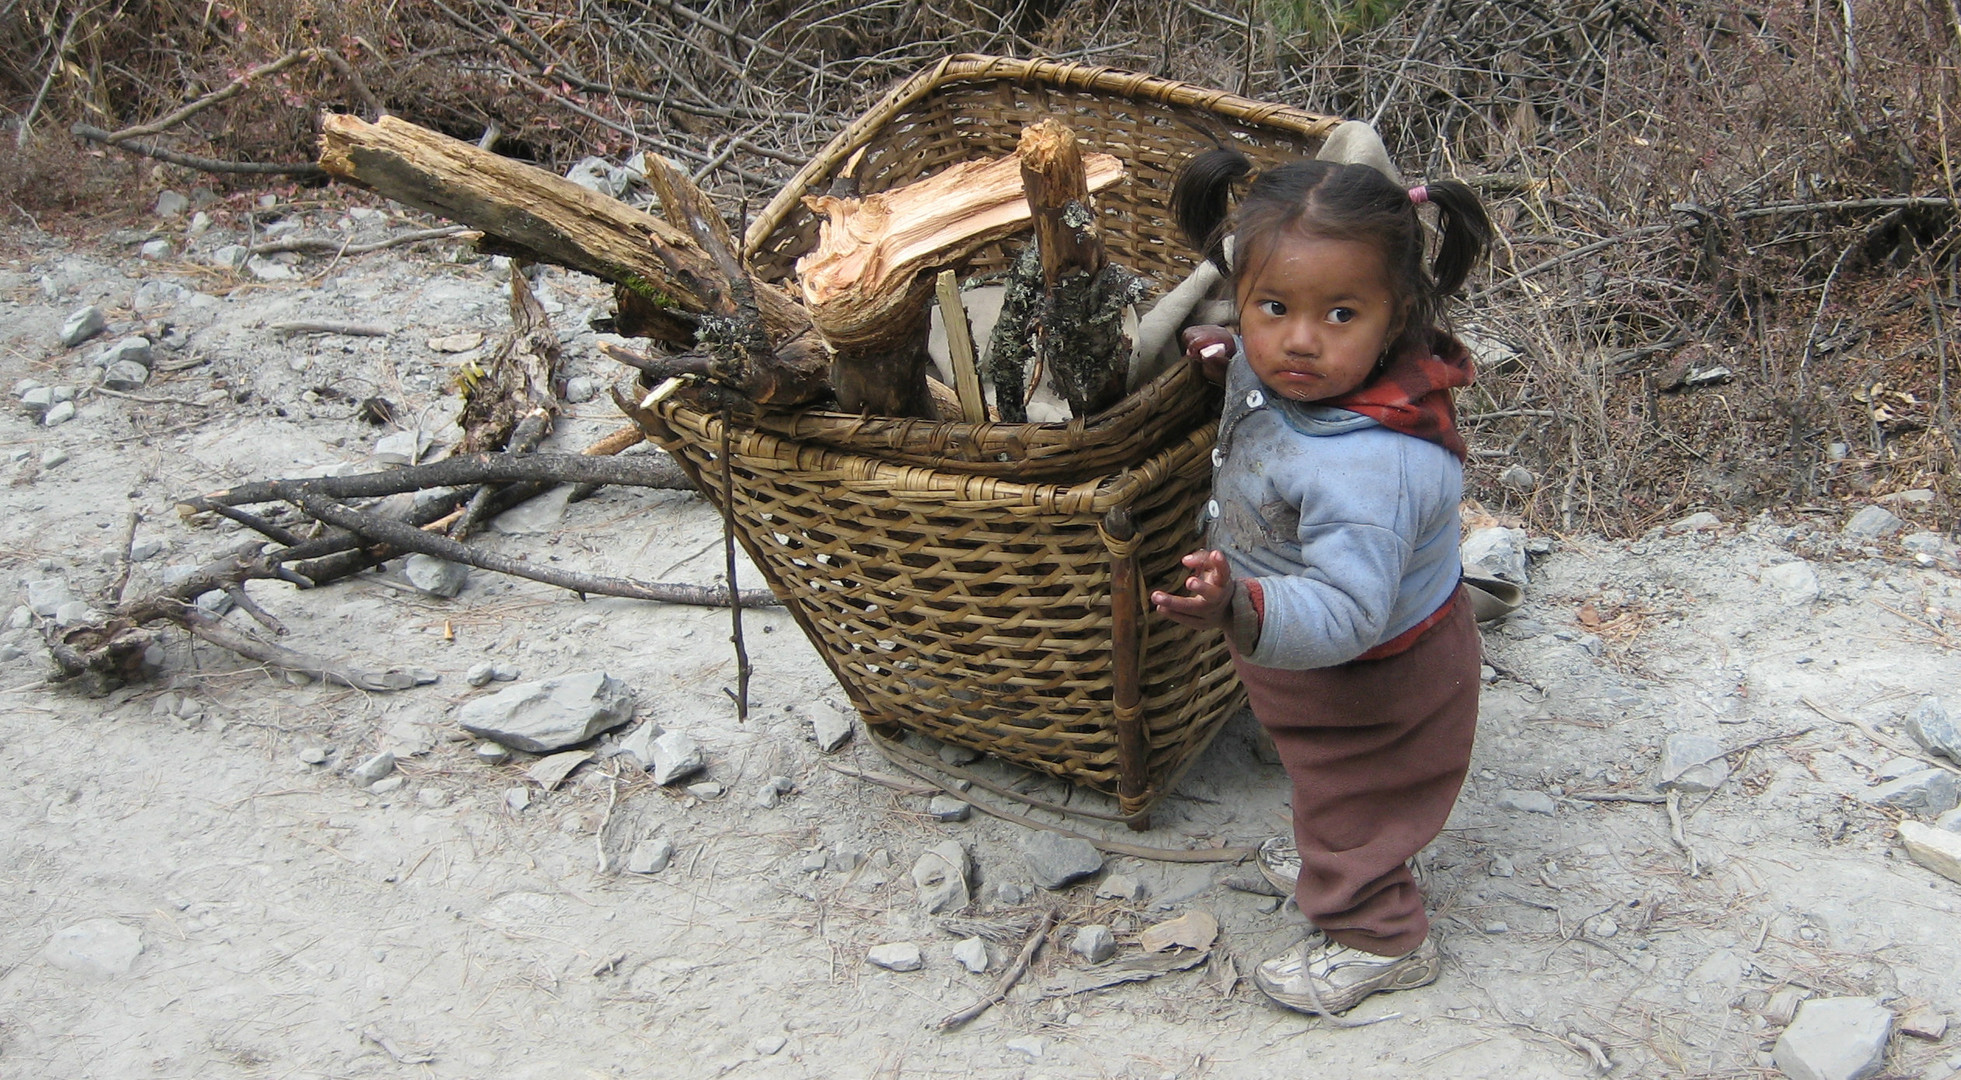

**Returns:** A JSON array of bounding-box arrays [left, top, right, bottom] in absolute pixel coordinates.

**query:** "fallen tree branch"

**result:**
[[937, 907, 1055, 1031], [72, 124, 328, 177], [251, 227, 473, 258], [200, 450, 693, 506]]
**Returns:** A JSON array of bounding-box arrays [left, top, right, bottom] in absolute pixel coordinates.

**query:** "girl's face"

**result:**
[[1236, 231, 1402, 403]]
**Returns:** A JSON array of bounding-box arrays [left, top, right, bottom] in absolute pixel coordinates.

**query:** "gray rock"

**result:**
[[1843, 505, 1905, 540], [42, 400, 75, 426], [626, 837, 675, 874], [1901, 821, 1961, 884], [131, 280, 188, 314], [866, 942, 923, 972], [186, 210, 211, 237], [953, 935, 989, 973], [1071, 924, 1116, 963], [102, 360, 150, 391], [1019, 831, 1103, 889], [209, 244, 248, 270], [685, 780, 724, 799], [60, 306, 106, 347], [373, 429, 430, 466], [1669, 511, 1722, 533], [25, 578, 75, 617], [937, 741, 983, 766], [927, 794, 971, 822], [41, 920, 143, 979], [991, 881, 1033, 906], [1937, 807, 1961, 833], [1006, 1036, 1045, 1061], [474, 741, 511, 765], [1498, 464, 1536, 492], [649, 730, 705, 785], [466, 662, 496, 687], [350, 751, 396, 785], [912, 840, 970, 914], [19, 385, 54, 416], [798, 849, 828, 873], [1461, 526, 1530, 584], [1905, 697, 1961, 763], [13, 377, 43, 395], [0, 643, 23, 663], [1863, 769, 1960, 816], [808, 701, 853, 753], [753, 1034, 787, 1056], [155, 189, 190, 218], [296, 745, 329, 765], [244, 254, 295, 281], [96, 336, 153, 369], [456, 671, 635, 752], [614, 721, 664, 769], [139, 239, 172, 261], [194, 589, 233, 617], [128, 539, 163, 562], [1875, 757, 1928, 782], [1773, 997, 1892, 1080], [1690, 948, 1746, 988], [755, 775, 794, 808], [7, 605, 31, 629], [403, 554, 468, 597], [564, 376, 599, 403], [40, 448, 68, 468], [369, 775, 405, 795], [1495, 789, 1558, 815], [52, 600, 95, 628], [504, 787, 531, 811], [1488, 855, 1516, 877], [1096, 873, 1145, 901], [565, 156, 630, 198], [1764, 560, 1820, 605], [491, 662, 521, 681], [1656, 733, 1732, 793]]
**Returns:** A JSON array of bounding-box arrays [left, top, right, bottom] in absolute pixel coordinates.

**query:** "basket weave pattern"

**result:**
[[642, 56, 1340, 821]]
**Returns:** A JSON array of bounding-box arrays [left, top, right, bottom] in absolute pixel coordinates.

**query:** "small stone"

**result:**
[[754, 776, 794, 809], [1482, 921, 1509, 934], [1902, 1007, 1948, 1041], [1764, 560, 1820, 605], [399, 553, 468, 597], [1864, 769, 1960, 816], [51, 600, 91, 629], [1938, 807, 1961, 833], [416, 787, 450, 808], [564, 376, 599, 403], [138, 238, 172, 260], [1461, 526, 1529, 584], [991, 881, 1033, 906], [1669, 510, 1722, 533], [1588, 915, 1620, 938], [1843, 505, 1906, 539], [866, 943, 923, 972], [927, 794, 971, 822], [1656, 733, 1732, 793], [209, 244, 248, 270], [1496, 788, 1558, 815], [373, 429, 429, 466], [25, 578, 74, 617], [685, 780, 724, 800], [1905, 697, 1961, 763], [368, 775, 405, 795], [753, 1034, 787, 1056], [102, 360, 150, 390], [648, 730, 705, 785], [953, 936, 988, 973], [491, 662, 521, 681], [912, 840, 970, 914], [466, 663, 496, 687], [1901, 821, 1961, 884], [296, 745, 329, 765], [350, 751, 396, 785], [1005, 1037, 1045, 1061], [626, 837, 674, 874], [19, 386, 54, 416], [96, 336, 153, 369], [475, 741, 511, 765], [504, 787, 531, 811], [244, 255, 295, 281], [1774, 997, 1892, 1080], [614, 721, 664, 769], [42, 400, 75, 426], [0, 644, 23, 663], [455, 671, 635, 753], [1766, 987, 1813, 1026], [937, 741, 983, 766], [1499, 464, 1536, 492], [807, 702, 853, 753], [154, 190, 190, 218], [426, 331, 484, 353], [128, 539, 163, 561], [41, 920, 143, 979], [1071, 924, 1117, 963], [1690, 949, 1747, 989], [1020, 831, 1103, 890], [798, 849, 828, 873], [186, 210, 211, 237], [60, 306, 106, 347], [1096, 873, 1145, 901]]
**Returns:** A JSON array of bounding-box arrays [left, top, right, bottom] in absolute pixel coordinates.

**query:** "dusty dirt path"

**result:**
[[2, 205, 1958, 1079]]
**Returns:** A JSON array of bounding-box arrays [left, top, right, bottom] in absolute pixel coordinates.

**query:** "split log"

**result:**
[[1017, 120, 1146, 418], [317, 114, 810, 351], [458, 264, 562, 455], [797, 147, 1125, 417]]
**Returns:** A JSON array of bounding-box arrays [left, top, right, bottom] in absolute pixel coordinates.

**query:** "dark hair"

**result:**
[[1171, 147, 1493, 358]]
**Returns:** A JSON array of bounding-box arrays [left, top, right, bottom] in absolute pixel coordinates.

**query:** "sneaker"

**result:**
[[1253, 934, 1442, 1015], [1257, 835, 1431, 894]]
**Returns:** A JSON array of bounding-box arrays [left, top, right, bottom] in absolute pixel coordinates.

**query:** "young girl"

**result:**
[[1150, 145, 1493, 1016]]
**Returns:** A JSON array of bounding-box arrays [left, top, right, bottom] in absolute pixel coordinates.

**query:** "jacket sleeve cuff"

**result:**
[[1227, 578, 1263, 653]]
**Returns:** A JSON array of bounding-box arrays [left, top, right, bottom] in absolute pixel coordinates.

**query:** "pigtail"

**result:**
[[1421, 179, 1494, 297], [1171, 147, 1253, 275]]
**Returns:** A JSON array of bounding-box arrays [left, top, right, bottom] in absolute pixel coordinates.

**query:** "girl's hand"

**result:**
[[1181, 325, 1235, 384], [1151, 549, 1235, 630]]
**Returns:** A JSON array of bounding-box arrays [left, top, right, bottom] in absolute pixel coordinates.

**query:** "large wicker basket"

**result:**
[[636, 56, 1342, 825]]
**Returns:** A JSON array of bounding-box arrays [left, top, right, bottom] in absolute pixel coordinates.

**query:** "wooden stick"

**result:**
[[937, 908, 1056, 1031], [936, 270, 986, 423]]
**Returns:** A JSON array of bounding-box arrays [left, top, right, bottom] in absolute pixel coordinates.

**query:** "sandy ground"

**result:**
[[2, 201, 1960, 1080]]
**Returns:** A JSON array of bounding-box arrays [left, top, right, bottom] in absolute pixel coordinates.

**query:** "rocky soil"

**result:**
[[2, 195, 1960, 1080]]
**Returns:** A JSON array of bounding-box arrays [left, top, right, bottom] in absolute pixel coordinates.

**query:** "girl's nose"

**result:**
[[1283, 316, 1320, 356]]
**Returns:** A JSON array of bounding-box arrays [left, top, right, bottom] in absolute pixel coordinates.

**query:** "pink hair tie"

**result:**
[[1408, 185, 1430, 205]]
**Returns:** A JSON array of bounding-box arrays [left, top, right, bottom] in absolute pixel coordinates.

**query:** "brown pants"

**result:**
[[1232, 588, 1480, 956]]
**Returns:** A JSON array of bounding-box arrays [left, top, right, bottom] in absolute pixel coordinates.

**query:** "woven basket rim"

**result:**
[[742, 53, 1342, 260]]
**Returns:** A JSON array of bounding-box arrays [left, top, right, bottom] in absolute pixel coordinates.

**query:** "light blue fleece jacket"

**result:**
[[1204, 351, 1463, 670]]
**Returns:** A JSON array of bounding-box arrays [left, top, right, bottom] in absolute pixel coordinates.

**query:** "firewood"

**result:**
[[797, 147, 1124, 417]]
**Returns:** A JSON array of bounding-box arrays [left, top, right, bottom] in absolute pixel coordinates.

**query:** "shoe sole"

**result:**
[[1254, 951, 1442, 1015]]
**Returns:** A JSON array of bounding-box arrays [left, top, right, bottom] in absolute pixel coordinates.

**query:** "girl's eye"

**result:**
[[1328, 307, 1356, 324], [1256, 300, 1286, 317]]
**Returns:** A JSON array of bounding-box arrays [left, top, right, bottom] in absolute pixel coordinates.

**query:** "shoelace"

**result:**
[[1283, 942, 1380, 1028]]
